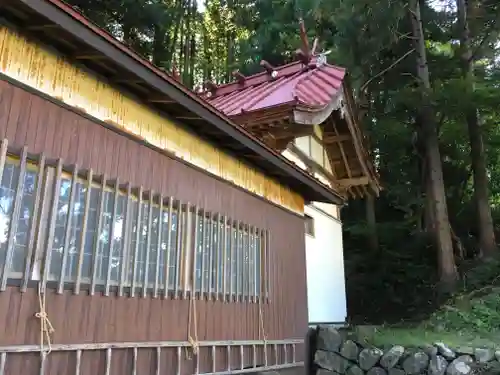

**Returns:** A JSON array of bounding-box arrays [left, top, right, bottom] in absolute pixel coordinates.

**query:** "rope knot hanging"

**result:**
[[185, 293, 199, 360], [35, 283, 55, 355]]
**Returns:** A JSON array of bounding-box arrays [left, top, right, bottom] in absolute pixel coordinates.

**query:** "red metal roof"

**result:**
[[207, 58, 346, 117]]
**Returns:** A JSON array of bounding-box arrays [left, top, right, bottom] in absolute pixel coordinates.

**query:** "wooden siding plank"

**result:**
[[0, 81, 13, 138], [0, 83, 308, 352]]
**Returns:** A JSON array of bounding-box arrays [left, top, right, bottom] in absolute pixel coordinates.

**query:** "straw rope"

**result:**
[[35, 283, 55, 356], [185, 292, 199, 360]]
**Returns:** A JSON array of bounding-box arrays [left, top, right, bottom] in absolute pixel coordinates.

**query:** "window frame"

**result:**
[[0, 146, 270, 302]]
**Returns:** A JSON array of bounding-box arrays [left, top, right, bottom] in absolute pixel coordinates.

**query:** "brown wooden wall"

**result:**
[[0, 80, 309, 373]]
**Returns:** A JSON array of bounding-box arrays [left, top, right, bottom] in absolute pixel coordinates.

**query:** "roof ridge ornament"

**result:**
[[294, 19, 322, 65], [316, 50, 331, 67], [260, 60, 279, 78]]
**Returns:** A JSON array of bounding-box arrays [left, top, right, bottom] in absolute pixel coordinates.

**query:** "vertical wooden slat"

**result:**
[[252, 344, 257, 368], [207, 212, 214, 300], [191, 206, 199, 297], [226, 345, 231, 372], [131, 186, 143, 298], [39, 352, 46, 375], [1, 146, 27, 290], [229, 220, 234, 301], [90, 174, 107, 296], [57, 165, 78, 294], [163, 196, 173, 299], [42, 159, 63, 293], [253, 227, 259, 303], [214, 212, 220, 301], [74, 169, 93, 295], [142, 192, 154, 298], [235, 221, 241, 302], [153, 196, 164, 298], [183, 202, 190, 300], [264, 342, 268, 367], [211, 345, 216, 373], [75, 349, 81, 375], [242, 225, 248, 303], [105, 179, 120, 296], [156, 347, 161, 375], [118, 183, 131, 297], [284, 343, 288, 364], [0, 352, 6, 375], [273, 344, 278, 365], [292, 343, 296, 363], [222, 215, 227, 302], [258, 229, 263, 301], [0, 139, 9, 191], [195, 347, 200, 375], [132, 347, 137, 375], [248, 226, 254, 303], [105, 348, 112, 375], [240, 345, 244, 370], [22, 153, 46, 292], [174, 200, 183, 299], [265, 230, 270, 301], [200, 210, 206, 297], [176, 346, 181, 375]]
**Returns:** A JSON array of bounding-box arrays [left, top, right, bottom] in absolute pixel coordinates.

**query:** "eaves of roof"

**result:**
[[5, 0, 345, 205]]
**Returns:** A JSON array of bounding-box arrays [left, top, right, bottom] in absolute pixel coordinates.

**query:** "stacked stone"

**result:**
[[312, 326, 500, 375]]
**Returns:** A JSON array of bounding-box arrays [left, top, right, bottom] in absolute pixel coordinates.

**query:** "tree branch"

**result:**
[[359, 49, 416, 94], [470, 18, 499, 61]]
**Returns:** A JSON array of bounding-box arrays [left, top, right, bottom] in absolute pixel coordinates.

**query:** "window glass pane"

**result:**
[[167, 210, 178, 289], [82, 187, 99, 281], [0, 162, 20, 274], [96, 190, 113, 283], [126, 199, 139, 286], [218, 221, 224, 293], [248, 231, 255, 296], [255, 234, 261, 296], [237, 229, 243, 296], [231, 227, 237, 294], [62, 181, 84, 281], [147, 205, 160, 286], [135, 202, 149, 285], [194, 214, 203, 292], [210, 219, 218, 292], [160, 208, 172, 290], [243, 230, 249, 297], [202, 215, 210, 290], [49, 177, 71, 279], [109, 195, 126, 283], [11, 168, 38, 274], [224, 224, 231, 294]]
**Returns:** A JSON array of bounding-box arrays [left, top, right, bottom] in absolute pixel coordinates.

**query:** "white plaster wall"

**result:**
[[305, 204, 347, 324]]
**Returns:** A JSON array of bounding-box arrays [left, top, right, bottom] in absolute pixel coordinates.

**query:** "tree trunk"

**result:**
[[409, 0, 458, 291], [365, 193, 378, 252], [152, 23, 165, 66], [456, 0, 496, 258]]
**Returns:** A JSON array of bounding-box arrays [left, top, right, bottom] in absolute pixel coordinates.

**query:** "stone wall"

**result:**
[[309, 326, 500, 375]]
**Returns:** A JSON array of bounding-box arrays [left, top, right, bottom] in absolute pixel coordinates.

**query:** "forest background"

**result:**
[[67, 0, 500, 342]]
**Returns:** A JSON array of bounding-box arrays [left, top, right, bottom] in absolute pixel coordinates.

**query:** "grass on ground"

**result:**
[[350, 259, 500, 349]]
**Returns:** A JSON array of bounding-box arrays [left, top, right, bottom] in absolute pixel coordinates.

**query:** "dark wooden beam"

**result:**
[[74, 53, 108, 60], [338, 176, 370, 186], [147, 97, 176, 104], [323, 134, 351, 143]]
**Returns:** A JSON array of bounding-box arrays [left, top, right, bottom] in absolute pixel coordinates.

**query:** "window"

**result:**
[[305, 214, 314, 237], [0, 147, 270, 301], [193, 214, 265, 301]]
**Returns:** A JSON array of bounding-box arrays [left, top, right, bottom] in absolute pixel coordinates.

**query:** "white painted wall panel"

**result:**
[[304, 204, 347, 324]]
